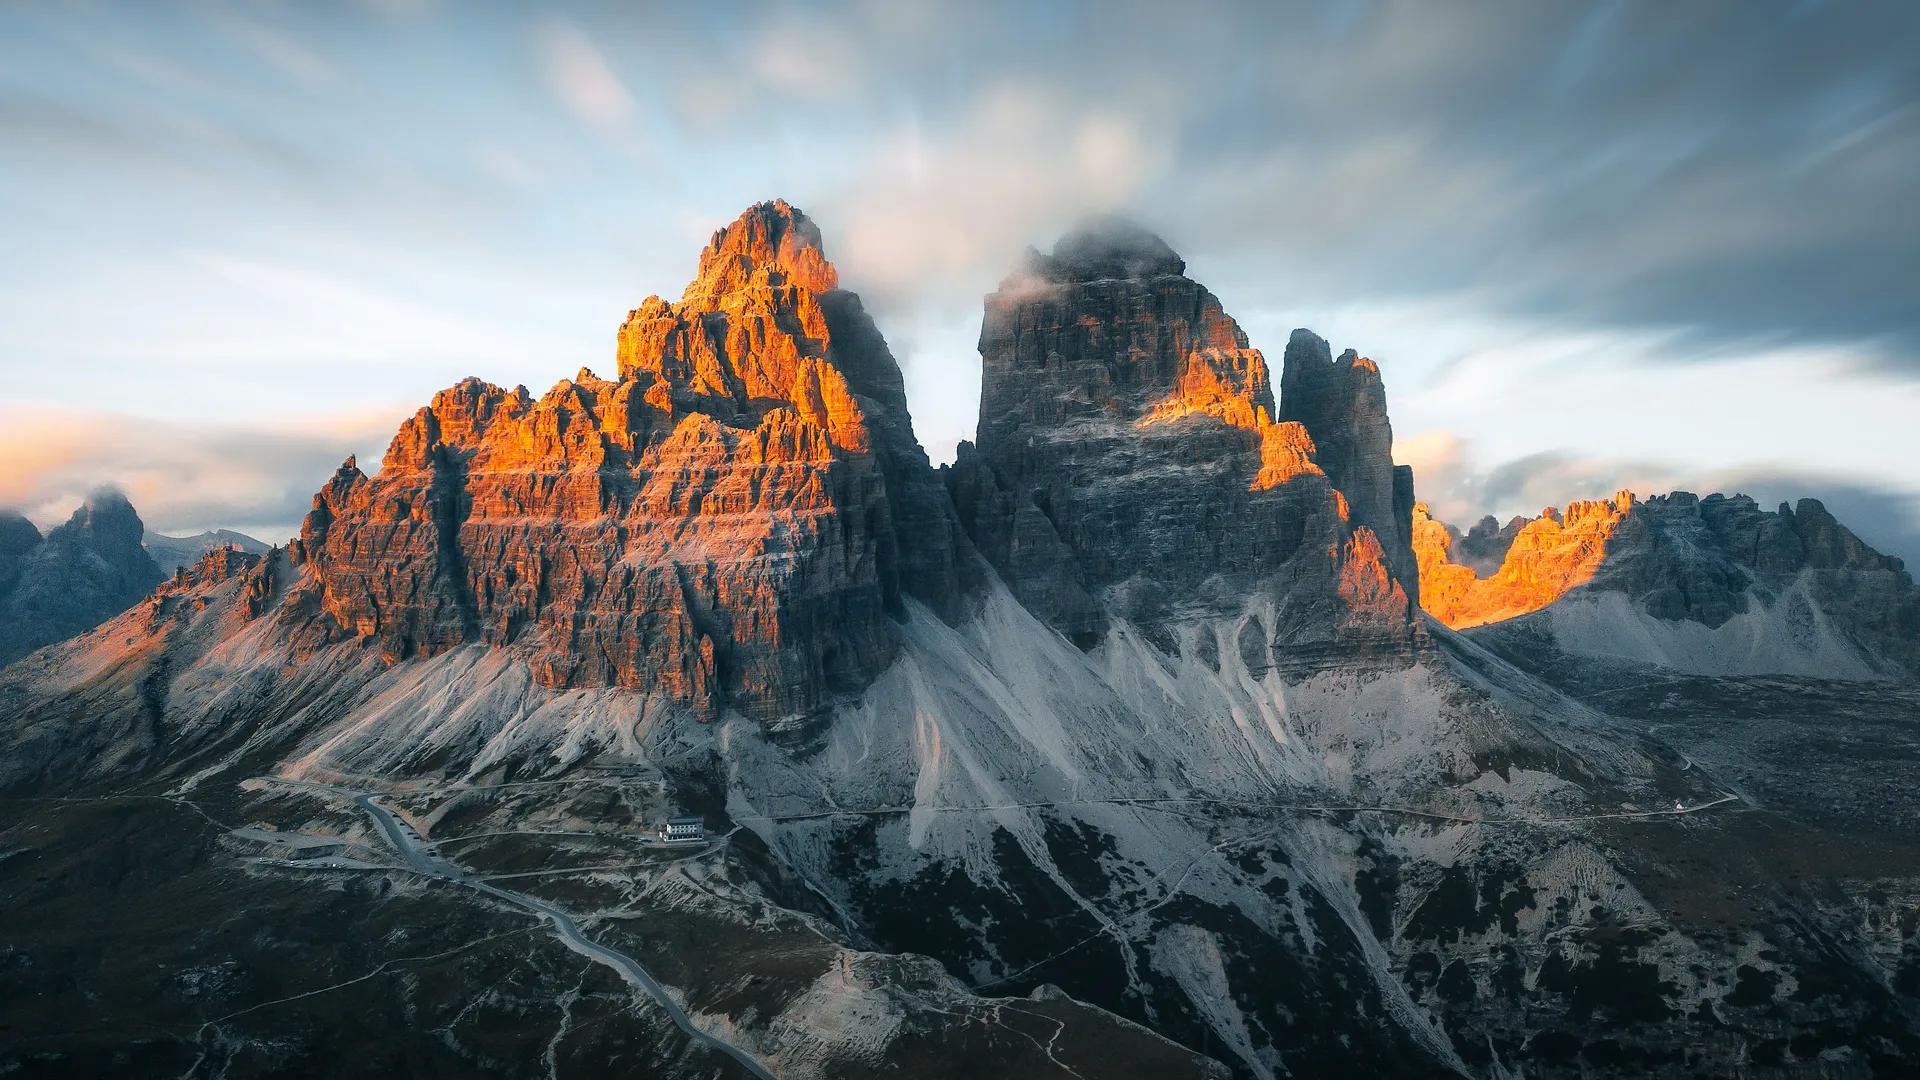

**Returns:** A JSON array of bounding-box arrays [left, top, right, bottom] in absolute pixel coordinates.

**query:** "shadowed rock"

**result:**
[[948, 219, 1422, 667], [1278, 329, 1418, 597], [0, 489, 164, 666]]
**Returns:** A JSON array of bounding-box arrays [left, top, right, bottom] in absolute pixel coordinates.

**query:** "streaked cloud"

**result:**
[[205, 8, 340, 88]]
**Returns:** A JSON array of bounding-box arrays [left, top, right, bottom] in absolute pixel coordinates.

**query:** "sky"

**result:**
[[2, 0, 1918, 565]]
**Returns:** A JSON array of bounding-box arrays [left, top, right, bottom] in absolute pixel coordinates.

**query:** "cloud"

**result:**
[[537, 18, 639, 134], [0, 405, 407, 544], [752, 0, 1919, 373], [747, 15, 865, 99], [205, 9, 340, 87], [821, 82, 1169, 307]]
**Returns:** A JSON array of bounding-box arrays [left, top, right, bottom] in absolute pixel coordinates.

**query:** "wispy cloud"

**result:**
[[205, 8, 340, 88], [536, 17, 642, 151], [823, 82, 1169, 305], [747, 14, 865, 99]]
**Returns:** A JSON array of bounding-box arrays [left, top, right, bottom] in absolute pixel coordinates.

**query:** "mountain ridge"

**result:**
[[3, 201, 1918, 1078], [1415, 490, 1920, 679]]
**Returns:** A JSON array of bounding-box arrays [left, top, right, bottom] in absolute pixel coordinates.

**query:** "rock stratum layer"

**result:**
[[0, 489, 163, 666], [1418, 491, 1920, 679], [286, 200, 974, 726], [947, 220, 1421, 671]]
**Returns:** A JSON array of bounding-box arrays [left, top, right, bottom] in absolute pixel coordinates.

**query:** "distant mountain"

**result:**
[[0, 489, 163, 668], [1415, 492, 1920, 679], [144, 527, 271, 575], [3, 202, 1918, 1077]]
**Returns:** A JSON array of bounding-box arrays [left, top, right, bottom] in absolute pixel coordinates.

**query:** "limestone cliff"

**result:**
[[288, 200, 975, 725], [946, 219, 1421, 669], [0, 490, 164, 667]]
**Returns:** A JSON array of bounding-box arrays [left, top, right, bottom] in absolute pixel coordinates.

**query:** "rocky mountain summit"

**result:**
[[947, 220, 1420, 670], [288, 200, 974, 727], [0, 489, 163, 666], [4, 203, 1919, 1078], [1417, 491, 1920, 679]]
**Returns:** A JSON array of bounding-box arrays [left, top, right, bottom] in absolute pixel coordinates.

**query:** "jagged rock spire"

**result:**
[[1278, 329, 1418, 598], [0, 488, 164, 666]]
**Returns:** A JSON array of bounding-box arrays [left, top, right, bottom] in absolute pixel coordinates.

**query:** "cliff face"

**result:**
[[0, 491, 164, 667], [288, 200, 974, 725], [946, 220, 1421, 668], [1418, 491, 1920, 678]]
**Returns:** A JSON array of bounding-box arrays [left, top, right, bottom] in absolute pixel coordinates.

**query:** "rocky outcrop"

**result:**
[[946, 219, 1421, 668], [1419, 491, 1920, 678], [144, 528, 270, 575], [286, 201, 974, 725], [151, 543, 277, 621], [0, 490, 164, 667]]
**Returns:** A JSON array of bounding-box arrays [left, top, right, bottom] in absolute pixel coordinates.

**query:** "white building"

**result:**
[[659, 816, 705, 843]]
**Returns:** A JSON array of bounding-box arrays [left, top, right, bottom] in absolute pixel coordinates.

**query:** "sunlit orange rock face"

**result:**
[[946, 219, 1421, 665], [289, 200, 973, 724], [1413, 491, 1636, 629]]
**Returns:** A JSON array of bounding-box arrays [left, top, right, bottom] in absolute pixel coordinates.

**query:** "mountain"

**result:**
[[3, 203, 1918, 1078], [0, 489, 164, 667], [946, 222, 1418, 670], [1415, 491, 1920, 679], [286, 199, 974, 728], [144, 528, 272, 575]]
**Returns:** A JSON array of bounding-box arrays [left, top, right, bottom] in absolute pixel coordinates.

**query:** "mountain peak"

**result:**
[[960, 228, 1420, 655], [57, 486, 144, 547], [684, 198, 838, 301], [1034, 215, 1185, 281], [0, 488, 162, 666]]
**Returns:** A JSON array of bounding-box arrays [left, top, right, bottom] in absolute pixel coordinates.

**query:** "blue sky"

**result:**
[[3, 0, 1918, 564]]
